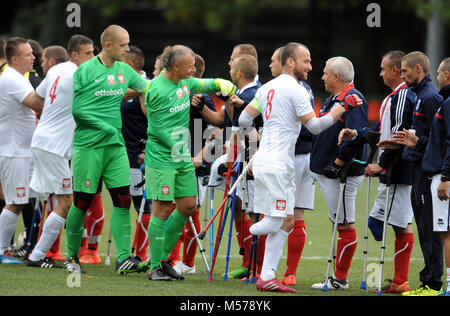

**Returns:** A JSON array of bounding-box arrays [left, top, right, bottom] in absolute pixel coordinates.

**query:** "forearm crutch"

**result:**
[[323, 160, 355, 292], [359, 131, 381, 290], [198, 154, 255, 240], [224, 162, 242, 280], [208, 188, 234, 282], [132, 186, 147, 257], [25, 197, 42, 258], [245, 213, 260, 284], [209, 187, 215, 280], [376, 152, 401, 296], [105, 221, 113, 265], [188, 215, 210, 275]]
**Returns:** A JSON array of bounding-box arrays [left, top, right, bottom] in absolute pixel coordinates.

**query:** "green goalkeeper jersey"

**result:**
[[72, 56, 150, 149], [145, 74, 222, 169]]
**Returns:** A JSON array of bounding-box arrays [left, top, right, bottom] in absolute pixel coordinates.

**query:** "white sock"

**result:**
[[29, 212, 65, 261], [0, 209, 19, 254], [447, 268, 450, 291], [260, 229, 288, 281], [249, 216, 283, 235]]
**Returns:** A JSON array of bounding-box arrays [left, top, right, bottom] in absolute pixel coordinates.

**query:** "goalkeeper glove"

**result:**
[[215, 79, 236, 98]]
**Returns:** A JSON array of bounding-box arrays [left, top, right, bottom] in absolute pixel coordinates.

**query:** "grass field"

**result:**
[[0, 177, 427, 297]]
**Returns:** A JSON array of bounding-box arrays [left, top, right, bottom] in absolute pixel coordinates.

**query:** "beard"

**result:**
[[295, 70, 307, 82]]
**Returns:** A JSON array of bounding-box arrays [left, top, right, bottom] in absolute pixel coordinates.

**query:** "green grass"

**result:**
[[0, 177, 426, 296]]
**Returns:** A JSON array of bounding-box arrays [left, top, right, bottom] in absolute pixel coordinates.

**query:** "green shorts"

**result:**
[[72, 144, 130, 193], [146, 163, 197, 201]]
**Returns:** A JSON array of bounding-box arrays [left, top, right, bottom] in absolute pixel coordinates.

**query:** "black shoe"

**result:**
[[116, 256, 149, 275], [27, 257, 63, 268], [148, 266, 172, 281], [64, 255, 86, 274], [161, 260, 185, 280]]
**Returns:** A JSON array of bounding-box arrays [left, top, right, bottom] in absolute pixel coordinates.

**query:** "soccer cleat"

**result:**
[[402, 285, 440, 296], [46, 250, 66, 262], [13, 245, 27, 259], [0, 251, 23, 264], [256, 278, 296, 293], [370, 279, 410, 294], [27, 257, 63, 269], [64, 255, 86, 274], [115, 256, 149, 275], [148, 266, 172, 281], [79, 249, 101, 264], [437, 289, 450, 296], [281, 273, 297, 286], [222, 266, 248, 279], [181, 263, 196, 274], [172, 260, 182, 274], [312, 275, 349, 290], [161, 260, 185, 280]]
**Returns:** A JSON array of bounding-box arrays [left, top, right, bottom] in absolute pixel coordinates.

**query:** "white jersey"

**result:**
[[253, 74, 312, 171], [0, 66, 35, 157], [32, 61, 77, 159]]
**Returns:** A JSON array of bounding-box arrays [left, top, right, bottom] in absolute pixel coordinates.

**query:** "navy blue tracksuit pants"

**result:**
[[411, 163, 443, 290]]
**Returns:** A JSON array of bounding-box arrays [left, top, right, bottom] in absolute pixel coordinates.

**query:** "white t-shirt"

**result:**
[[252, 74, 312, 171], [0, 66, 35, 157], [32, 61, 77, 159]]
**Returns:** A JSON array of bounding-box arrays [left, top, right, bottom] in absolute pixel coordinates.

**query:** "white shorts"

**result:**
[[0, 156, 33, 205], [244, 179, 255, 214], [253, 164, 295, 218], [431, 175, 450, 232], [30, 148, 73, 196], [294, 154, 315, 210], [369, 183, 413, 229], [311, 172, 364, 224], [130, 167, 145, 197]]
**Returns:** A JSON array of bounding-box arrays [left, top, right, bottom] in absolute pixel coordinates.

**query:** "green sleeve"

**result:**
[[126, 64, 150, 93], [189, 77, 219, 94]]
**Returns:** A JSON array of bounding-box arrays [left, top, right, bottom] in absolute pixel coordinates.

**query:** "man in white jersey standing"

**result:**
[[238, 42, 361, 292], [26, 35, 95, 268], [0, 37, 44, 263]]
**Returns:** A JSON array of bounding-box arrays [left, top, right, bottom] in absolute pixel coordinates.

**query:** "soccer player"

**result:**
[[0, 37, 43, 263], [270, 45, 316, 286], [120, 45, 151, 261], [66, 25, 151, 274], [339, 51, 416, 293], [429, 57, 450, 296], [145, 44, 236, 281], [308, 56, 368, 291], [238, 42, 361, 293], [26, 38, 95, 268], [391, 52, 444, 296]]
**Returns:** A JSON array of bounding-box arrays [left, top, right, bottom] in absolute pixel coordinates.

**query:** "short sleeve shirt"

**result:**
[[0, 66, 35, 157]]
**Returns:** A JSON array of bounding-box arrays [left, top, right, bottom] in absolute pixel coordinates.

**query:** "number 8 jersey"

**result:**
[[32, 61, 78, 159], [250, 74, 313, 171]]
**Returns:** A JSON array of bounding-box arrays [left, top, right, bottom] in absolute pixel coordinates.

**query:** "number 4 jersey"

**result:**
[[32, 61, 78, 159], [250, 74, 312, 171]]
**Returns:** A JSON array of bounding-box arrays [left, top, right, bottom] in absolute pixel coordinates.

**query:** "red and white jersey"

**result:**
[[252, 74, 313, 171], [32, 61, 77, 159], [0, 66, 35, 158]]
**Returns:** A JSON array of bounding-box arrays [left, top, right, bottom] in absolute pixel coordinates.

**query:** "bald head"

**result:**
[[100, 25, 128, 48], [99, 24, 130, 64]]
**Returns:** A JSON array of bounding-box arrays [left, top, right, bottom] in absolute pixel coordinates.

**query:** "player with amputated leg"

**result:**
[[238, 42, 362, 293]]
